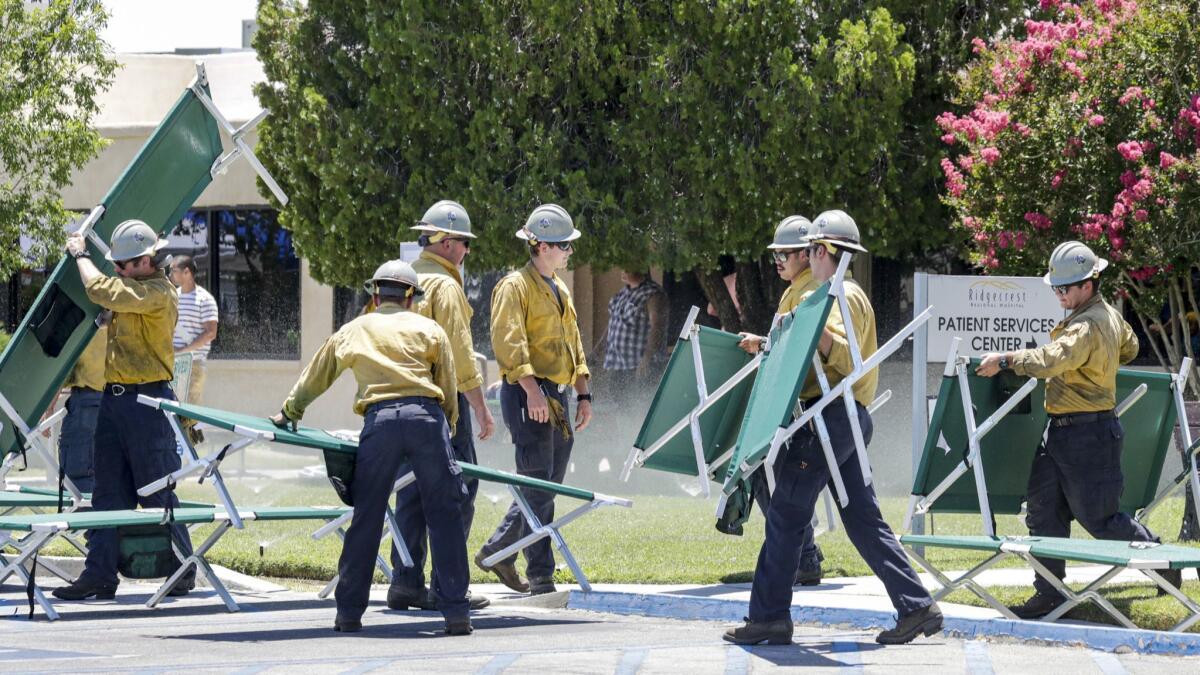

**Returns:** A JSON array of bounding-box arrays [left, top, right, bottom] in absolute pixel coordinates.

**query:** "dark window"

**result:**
[[167, 208, 300, 359]]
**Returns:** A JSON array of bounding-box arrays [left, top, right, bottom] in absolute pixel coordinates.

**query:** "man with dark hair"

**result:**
[[168, 255, 218, 416], [272, 259, 472, 635], [725, 210, 940, 646], [55, 220, 195, 600], [602, 269, 667, 392], [977, 240, 1180, 618], [477, 203, 593, 596]]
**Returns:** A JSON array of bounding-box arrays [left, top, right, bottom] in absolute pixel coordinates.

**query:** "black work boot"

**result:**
[[52, 578, 117, 601], [388, 585, 436, 611], [528, 576, 558, 595], [445, 616, 474, 635], [876, 603, 943, 644], [1009, 591, 1065, 620], [474, 550, 529, 593], [722, 618, 793, 645], [1156, 568, 1184, 596], [333, 615, 362, 633]]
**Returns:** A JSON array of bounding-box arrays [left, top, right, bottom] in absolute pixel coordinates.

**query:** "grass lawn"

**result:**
[[35, 480, 1200, 631]]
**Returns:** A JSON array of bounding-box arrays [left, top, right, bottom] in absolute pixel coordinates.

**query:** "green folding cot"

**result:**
[[904, 339, 1188, 537], [900, 344, 1198, 630], [137, 397, 633, 593], [718, 254, 934, 513], [621, 307, 759, 497], [0, 60, 287, 510], [902, 534, 1200, 632], [0, 505, 349, 620]]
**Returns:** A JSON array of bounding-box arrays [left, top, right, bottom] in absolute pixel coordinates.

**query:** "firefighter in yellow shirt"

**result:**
[[55, 220, 195, 601], [977, 241, 1178, 618], [271, 260, 471, 636], [388, 200, 495, 613], [476, 204, 593, 595], [735, 215, 825, 586], [726, 210, 940, 647]]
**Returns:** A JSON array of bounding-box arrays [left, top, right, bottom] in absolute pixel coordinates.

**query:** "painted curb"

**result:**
[[566, 590, 1200, 657]]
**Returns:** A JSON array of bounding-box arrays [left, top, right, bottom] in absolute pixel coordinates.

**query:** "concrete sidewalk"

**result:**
[[558, 565, 1200, 657]]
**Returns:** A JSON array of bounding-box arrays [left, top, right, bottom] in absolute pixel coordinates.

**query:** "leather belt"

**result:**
[[104, 381, 169, 396], [1048, 409, 1115, 428]]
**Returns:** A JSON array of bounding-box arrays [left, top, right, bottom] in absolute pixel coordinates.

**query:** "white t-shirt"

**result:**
[[173, 285, 219, 360]]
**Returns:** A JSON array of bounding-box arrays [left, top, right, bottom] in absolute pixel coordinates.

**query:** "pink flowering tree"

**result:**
[[939, 0, 1200, 397]]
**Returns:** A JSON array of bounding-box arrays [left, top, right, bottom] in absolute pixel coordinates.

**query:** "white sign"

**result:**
[[927, 275, 1064, 361]]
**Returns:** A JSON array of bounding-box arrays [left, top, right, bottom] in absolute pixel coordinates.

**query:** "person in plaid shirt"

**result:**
[[603, 269, 667, 391]]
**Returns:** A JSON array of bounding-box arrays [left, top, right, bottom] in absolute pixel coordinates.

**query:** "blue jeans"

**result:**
[[1026, 417, 1158, 596], [336, 398, 469, 621], [391, 393, 479, 591], [748, 401, 931, 621], [59, 388, 102, 494], [79, 382, 193, 587], [481, 380, 573, 579]]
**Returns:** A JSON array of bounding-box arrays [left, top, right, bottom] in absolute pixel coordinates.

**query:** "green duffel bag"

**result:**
[[118, 524, 177, 579], [323, 448, 356, 506]]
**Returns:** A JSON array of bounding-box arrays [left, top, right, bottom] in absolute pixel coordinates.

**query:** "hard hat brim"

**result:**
[[363, 280, 425, 298], [766, 242, 806, 251], [811, 237, 868, 254], [410, 224, 477, 239], [1042, 257, 1109, 286], [515, 227, 582, 243], [105, 237, 168, 262]]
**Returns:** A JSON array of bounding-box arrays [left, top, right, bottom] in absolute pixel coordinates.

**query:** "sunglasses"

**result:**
[[546, 241, 573, 252], [446, 237, 471, 249], [1052, 281, 1085, 295], [771, 250, 802, 264]]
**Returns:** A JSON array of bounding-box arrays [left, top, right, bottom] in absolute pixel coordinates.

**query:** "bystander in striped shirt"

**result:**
[[173, 285, 219, 360]]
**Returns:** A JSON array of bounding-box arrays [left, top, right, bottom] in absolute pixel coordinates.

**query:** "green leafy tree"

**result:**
[[0, 0, 115, 279], [255, 1, 923, 333], [938, 0, 1200, 536]]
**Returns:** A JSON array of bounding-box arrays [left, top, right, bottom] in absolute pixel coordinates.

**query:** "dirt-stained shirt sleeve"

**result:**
[[282, 332, 346, 421], [1011, 322, 1093, 380], [85, 274, 174, 314], [1118, 319, 1139, 365], [491, 276, 536, 382]]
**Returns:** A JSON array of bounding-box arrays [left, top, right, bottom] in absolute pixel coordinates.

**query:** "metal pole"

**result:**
[[910, 272, 929, 538]]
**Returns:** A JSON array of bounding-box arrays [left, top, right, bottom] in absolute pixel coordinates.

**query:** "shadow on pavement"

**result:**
[[171, 613, 600, 642]]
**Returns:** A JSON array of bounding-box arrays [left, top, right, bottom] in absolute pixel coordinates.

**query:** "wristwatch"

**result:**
[[998, 355, 1009, 370], [69, 247, 90, 259], [577, 393, 593, 403]]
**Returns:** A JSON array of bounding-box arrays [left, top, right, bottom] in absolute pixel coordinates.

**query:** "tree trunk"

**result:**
[[734, 257, 778, 335], [696, 268, 741, 334], [1179, 401, 1200, 542]]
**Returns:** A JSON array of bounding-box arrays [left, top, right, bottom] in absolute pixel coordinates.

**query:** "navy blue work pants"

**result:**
[[481, 380, 573, 579], [748, 401, 932, 621], [60, 387, 103, 494], [752, 463, 823, 574], [336, 398, 469, 621], [391, 393, 479, 592], [79, 382, 193, 587], [1026, 417, 1158, 596]]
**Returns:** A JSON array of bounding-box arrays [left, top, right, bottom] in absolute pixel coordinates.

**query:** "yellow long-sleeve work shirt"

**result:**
[[798, 277, 878, 407], [776, 268, 820, 315], [282, 304, 458, 425], [63, 326, 108, 391], [412, 251, 484, 393], [491, 262, 590, 386], [1010, 293, 1138, 415], [84, 272, 177, 384]]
